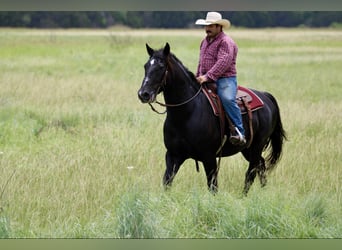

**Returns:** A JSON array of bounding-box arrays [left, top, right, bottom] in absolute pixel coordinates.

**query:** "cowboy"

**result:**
[[195, 11, 246, 146]]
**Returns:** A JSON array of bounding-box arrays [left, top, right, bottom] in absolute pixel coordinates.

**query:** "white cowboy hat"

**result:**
[[195, 12, 231, 29]]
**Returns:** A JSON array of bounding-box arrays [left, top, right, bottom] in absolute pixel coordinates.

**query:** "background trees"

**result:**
[[0, 11, 341, 28]]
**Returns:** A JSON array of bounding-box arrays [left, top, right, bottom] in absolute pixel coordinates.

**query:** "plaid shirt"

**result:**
[[196, 31, 238, 81]]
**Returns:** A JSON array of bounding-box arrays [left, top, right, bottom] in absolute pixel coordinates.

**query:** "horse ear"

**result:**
[[146, 43, 154, 57], [163, 43, 170, 56]]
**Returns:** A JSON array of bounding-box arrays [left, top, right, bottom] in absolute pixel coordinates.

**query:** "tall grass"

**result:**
[[0, 28, 341, 238]]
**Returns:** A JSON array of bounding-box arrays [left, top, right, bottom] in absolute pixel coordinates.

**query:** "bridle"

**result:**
[[148, 62, 203, 115]]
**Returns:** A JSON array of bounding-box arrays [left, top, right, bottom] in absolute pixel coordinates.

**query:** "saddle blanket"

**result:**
[[203, 84, 264, 115], [236, 86, 264, 113]]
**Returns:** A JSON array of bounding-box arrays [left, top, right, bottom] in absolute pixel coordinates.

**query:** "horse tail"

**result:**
[[263, 92, 287, 171]]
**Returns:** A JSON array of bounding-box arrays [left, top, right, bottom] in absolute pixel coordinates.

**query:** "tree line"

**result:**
[[0, 11, 341, 28]]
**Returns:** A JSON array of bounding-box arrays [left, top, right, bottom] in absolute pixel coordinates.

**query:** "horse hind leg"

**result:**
[[243, 158, 267, 195], [243, 162, 257, 195], [257, 158, 267, 188]]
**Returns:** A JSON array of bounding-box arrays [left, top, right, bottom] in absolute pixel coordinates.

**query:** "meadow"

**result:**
[[0, 28, 341, 238]]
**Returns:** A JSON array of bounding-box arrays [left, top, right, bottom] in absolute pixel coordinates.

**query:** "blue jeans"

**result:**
[[216, 77, 245, 136]]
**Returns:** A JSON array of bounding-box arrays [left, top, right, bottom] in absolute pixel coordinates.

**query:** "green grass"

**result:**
[[0, 28, 341, 238]]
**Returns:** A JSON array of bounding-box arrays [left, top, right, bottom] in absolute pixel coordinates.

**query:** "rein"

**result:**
[[148, 63, 203, 115], [149, 85, 202, 114]]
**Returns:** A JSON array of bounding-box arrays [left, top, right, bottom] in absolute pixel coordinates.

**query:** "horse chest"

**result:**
[[164, 116, 219, 157]]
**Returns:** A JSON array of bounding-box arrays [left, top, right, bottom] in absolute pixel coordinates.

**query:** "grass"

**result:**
[[0, 28, 341, 238]]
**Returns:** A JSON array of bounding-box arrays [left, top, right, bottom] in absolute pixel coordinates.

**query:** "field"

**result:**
[[0, 28, 341, 238]]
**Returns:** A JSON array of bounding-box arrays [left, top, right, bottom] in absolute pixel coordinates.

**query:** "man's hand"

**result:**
[[196, 75, 208, 84]]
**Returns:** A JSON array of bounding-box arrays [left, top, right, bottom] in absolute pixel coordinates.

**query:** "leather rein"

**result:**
[[148, 67, 203, 115]]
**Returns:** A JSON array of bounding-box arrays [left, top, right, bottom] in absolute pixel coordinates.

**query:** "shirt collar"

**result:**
[[206, 31, 224, 43]]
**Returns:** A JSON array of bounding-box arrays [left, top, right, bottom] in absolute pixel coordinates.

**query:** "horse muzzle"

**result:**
[[138, 89, 156, 103]]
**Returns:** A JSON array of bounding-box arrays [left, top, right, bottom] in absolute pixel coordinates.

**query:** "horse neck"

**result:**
[[163, 58, 199, 106]]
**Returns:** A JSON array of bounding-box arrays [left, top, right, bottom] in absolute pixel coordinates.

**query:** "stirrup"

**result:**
[[235, 127, 244, 138], [229, 127, 246, 146]]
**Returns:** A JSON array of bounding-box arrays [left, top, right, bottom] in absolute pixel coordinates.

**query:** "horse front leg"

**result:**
[[163, 151, 185, 190], [203, 157, 219, 194]]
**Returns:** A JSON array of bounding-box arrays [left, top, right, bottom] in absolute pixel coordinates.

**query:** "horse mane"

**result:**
[[168, 53, 197, 83], [153, 47, 197, 83]]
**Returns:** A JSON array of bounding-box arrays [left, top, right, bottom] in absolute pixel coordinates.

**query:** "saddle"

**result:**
[[203, 83, 264, 115], [202, 83, 264, 149]]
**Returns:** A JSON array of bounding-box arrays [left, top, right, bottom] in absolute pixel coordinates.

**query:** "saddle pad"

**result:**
[[237, 86, 264, 112], [202, 84, 264, 116]]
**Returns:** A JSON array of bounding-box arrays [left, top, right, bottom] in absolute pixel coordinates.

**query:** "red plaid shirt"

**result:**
[[196, 31, 238, 81]]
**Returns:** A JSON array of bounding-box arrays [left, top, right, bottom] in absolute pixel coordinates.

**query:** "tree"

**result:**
[[0, 12, 341, 29]]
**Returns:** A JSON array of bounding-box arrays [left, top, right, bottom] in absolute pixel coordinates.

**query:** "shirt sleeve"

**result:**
[[206, 39, 235, 81]]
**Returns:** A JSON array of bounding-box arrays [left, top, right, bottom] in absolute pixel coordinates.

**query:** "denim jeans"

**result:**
[[216, 77, 245, 136]]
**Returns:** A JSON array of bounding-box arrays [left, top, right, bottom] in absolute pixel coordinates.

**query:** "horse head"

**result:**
[[138, 43, 170, 103]]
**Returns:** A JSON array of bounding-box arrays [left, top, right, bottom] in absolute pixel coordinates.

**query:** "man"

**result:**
[[195, 11, 246, 146]]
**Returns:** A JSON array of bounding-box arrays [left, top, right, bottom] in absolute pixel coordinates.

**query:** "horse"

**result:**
[[138, 43, 286, 195]]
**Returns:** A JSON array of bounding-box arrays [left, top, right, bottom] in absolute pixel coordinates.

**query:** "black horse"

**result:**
[[138, 43, 286, 194]]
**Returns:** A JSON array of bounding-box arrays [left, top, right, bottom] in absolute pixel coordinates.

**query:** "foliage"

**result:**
[[0, 11, 342, 28], [0, 216, 10, 238]]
